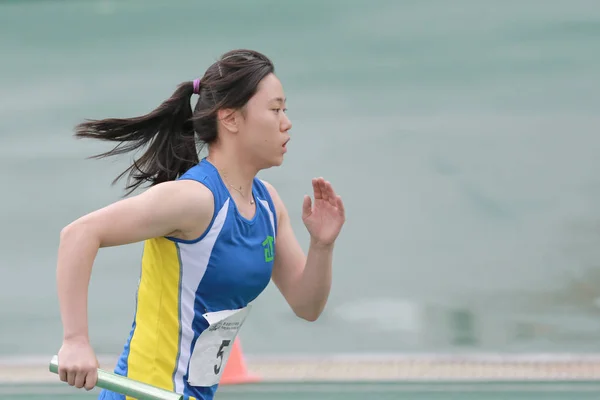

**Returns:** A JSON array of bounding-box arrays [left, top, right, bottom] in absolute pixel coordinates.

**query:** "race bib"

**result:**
[[187, 305, 251, 387]]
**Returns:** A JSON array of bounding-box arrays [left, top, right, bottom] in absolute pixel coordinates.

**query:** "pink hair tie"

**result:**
[[193, 78, 201, 94]]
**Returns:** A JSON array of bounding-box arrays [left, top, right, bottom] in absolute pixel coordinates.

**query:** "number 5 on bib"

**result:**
[[214, 339, 230, 375], [187, 306, 251, 387]]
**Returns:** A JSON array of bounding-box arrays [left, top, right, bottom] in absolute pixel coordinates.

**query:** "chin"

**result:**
[[273, 154, 286, 167], [261, 161, 282, 170], [261, 154, 285, 169]]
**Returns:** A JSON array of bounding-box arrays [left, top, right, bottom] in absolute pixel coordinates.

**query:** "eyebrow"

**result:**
[[270, 97, 286, 104]]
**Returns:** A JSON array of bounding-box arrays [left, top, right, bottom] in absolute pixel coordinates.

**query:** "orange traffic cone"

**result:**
[[219, 338, 261, 385]]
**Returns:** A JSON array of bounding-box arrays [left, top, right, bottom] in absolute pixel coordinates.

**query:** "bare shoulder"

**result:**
[[149, 179, 214, 209], [140, 179, 215, 238], [66, 179, 215, 247], [127, 179, 214, 220]]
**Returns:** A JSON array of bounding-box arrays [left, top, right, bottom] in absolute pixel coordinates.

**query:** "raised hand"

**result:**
[[302, 177, 345, 246]]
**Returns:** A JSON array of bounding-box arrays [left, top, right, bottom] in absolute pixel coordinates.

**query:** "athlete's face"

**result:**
[[237, 73, 292, 169]]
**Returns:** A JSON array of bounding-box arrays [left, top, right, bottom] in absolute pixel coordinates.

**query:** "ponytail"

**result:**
[[75, 49, 276, 196], [74, 81, 198, 196]]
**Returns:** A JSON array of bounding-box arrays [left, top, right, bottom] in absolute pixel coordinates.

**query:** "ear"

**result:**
[[217, 108, 239, 133]]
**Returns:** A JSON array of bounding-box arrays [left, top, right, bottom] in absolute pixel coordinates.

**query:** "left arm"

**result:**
[[263, 178, 345, 321]]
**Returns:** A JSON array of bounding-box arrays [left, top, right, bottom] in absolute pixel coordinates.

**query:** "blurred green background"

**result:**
[[1, 0, 600, 359]]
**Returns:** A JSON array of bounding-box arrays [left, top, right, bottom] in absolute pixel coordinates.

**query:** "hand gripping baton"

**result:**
[[49, 355, 183, 400]]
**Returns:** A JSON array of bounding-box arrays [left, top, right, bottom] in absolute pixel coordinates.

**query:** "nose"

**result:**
[[280, 112, 292, 132]]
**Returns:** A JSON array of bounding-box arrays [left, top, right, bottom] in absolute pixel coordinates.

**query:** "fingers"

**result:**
[[65, 369, 75, 386], [313, 177, 340, 207], [62, 368, 90, 389], [312, 177, 343, 209], [326, 181, 338, 207], [302, 194, 312, 218], [319, 179, 330, 202], [84, 369, 98, 391], [59, 368, 68, 385], [74, 370, 87, 389], [58, 359, 98, 390], [56, 341, 99, 391], [336, 195, 345, 219], [312, 178, 323, 200]]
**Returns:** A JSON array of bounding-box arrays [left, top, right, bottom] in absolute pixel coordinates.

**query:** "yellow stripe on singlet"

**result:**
[[126, 237, 182, 399]]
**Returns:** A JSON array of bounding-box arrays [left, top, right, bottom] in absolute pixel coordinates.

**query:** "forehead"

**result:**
[[253, 73, 285, 103]]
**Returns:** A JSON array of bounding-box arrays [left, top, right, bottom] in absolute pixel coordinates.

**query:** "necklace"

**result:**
[[212, 162, 255, 205], [228, 183, 255, 205]]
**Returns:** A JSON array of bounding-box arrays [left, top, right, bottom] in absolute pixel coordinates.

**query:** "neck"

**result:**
[[205, 146, 258, 199]]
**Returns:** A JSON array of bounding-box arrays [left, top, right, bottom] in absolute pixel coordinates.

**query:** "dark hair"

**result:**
[[74, 49, 275, 195]]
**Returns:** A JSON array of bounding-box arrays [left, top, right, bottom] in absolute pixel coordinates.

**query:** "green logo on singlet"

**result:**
[[262, 235, 274, 262]]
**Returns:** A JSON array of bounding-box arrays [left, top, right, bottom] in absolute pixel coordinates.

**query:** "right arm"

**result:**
[[56, 179, 213, 389]]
